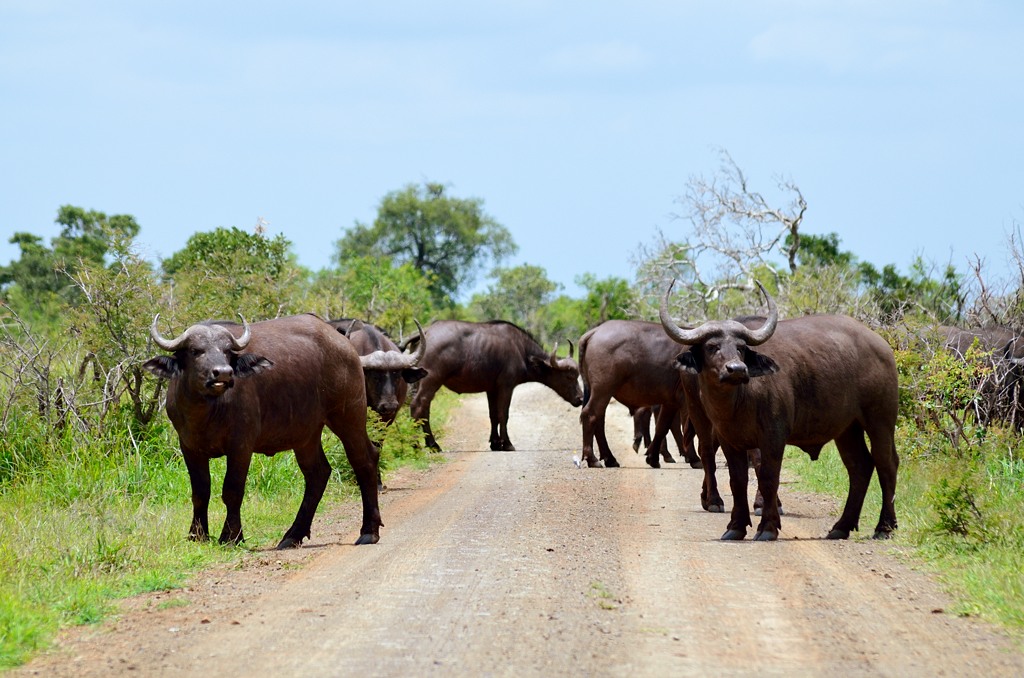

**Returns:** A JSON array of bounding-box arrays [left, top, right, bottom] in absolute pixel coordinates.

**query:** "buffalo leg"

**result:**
[[486, 391, 504, 451], [580, 393, 616, 467], [643, 404, 678, 468], [752, 445, 784, 541], [631, 406, 653, 453], [721, 444, 752, 540], [652, 406, 677, 464], [671, 415, 701, 468], [182, 450, 212, 542], [699, 438, 725, 513], [330, 424, 383, 545], [218, 450, 253, 545], [591, 397, 619, 466], [410, 380, 442, 451], [277, 440, 334, 548], [491, 388, 515, 451], [827, 424, 876, 539], [867, 426, 899, 539], [750, 449, 783, 517]]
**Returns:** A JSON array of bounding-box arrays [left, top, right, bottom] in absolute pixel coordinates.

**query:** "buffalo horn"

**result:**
[[150, 314, 192, 352], [567, 339, 575, 359], [739, 281, 778, 346], [408, 320, 426, 366], [659, 280, 716, 346], [549, 342, 560, 367], [230, 315, 252, 350]]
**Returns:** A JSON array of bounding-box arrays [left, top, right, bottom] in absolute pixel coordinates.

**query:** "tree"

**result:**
[[469, 264, 560, 337], [0, 206, 141, 327], [335, 182, 517, 307], [313, 255, 436, 340], [576, 273, 635, 324], [160, 225, 303, 321], [634, 149, 806, 320]]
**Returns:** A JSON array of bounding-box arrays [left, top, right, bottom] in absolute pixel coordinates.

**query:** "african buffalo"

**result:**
[[329, 319, 428, 425], [938, 324, 1024, 430], [406, 320, 583, 451], [661, 281, 899, 541], [143, 314, 382, 548], [577, 320, 700, 468]]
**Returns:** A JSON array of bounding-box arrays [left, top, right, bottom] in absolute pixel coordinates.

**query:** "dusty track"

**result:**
[[15, 384, 1024, 676]]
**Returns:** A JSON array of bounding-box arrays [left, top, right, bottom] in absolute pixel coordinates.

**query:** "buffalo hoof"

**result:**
[[645, 455, 660, 469], [602, 456, 620, 468], [721, 529, 746, 541], [661, 453, 676, 464], [872, 529, 893, 540], [685, 458, 702, 469], [701, 498, 725, 513], [753, 530, 778, 542], [276, 536, 303, 549], [826, 528, 851, 540], [354, 532, 380, 545], [632, 440, 642, 453]]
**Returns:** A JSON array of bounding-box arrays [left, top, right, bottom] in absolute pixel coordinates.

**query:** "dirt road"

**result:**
[[16, 384, 1024, 676]]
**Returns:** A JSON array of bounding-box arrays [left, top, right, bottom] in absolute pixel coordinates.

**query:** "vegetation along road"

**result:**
[[15, 384, 1024, 677]]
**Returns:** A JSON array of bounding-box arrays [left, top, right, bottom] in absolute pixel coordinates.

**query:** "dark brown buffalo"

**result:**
[[406, 320, 583, 451], [579, 319, 778, 515], [661, 281, 899, 541], [143, 314, 382, 548], [938, 324, 1024, 429], [328, 319, 428, 424], [578, 320, 700, 468]]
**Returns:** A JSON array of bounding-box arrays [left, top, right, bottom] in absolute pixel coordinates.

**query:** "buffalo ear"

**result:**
[[402, 367, 428, 384], [745, 350, 779, 378], [675, 348, 702, 374], [143, 356, 179, 380], [235, 354, 274, 376]]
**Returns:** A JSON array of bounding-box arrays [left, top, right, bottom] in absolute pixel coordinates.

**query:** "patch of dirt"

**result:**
[[14, 384, 1024, 676]]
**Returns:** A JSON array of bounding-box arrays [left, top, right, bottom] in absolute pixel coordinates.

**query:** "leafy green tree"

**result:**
[[576, 274, 635, 324], [315, 255, 435, 340], [335, 182, 517, 307], [859, 257, 964, 323], [539, 294, 589, 350], [160, 226, 303, 322], [468, 264, 560, 337], [1, 206, 141, 327], [786, 232, 854, 269]]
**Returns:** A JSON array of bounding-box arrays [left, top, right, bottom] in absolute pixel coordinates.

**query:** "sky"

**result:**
[[2, 1, 1023, 300]]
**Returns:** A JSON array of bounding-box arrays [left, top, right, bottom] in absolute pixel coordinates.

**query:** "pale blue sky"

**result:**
[[2, 1, 1022, 299]]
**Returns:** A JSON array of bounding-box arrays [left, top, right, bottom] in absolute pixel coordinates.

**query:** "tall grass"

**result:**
[[0, 394, 450, 670], [784, 422, 1024, 634]]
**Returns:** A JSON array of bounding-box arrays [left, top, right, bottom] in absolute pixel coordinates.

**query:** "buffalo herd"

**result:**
[[143, 282, 1023, 547]]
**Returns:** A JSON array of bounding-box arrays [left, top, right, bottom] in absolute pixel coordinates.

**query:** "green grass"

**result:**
[[784, 424, 1024, 635], [0, 393, 456, 671]]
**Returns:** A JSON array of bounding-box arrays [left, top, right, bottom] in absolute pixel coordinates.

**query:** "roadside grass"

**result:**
[[0, 391, 455, 671], [784, 423, 1024, 635]]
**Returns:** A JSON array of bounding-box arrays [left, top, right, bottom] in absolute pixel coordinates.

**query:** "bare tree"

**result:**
[[632, 148, 807, 318]]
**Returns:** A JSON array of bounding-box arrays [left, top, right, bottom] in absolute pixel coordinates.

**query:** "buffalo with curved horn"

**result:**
[[660, 280, 899, 542], [144, 313, 383, 548]]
